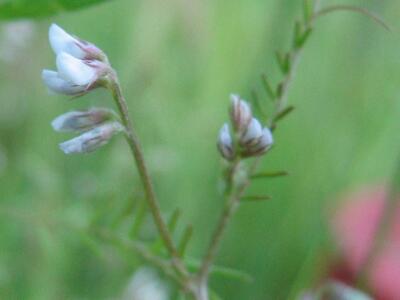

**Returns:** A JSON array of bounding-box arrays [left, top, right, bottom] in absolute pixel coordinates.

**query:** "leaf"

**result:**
[[186, 259, 253, 283], [251, 89, 267, 119], [0, 0, 112, 20], [151, 208, 181, 253], [297, 28, 313, 48], [275, 51, 290, 74], [251, 171, 289, 179], [241, 195, 272, 202], [178, 225, 193, 258], [261, 73, 276, 100], [273, 105, 295, 123], [129, 197, 147, 239], [168, 208, 181, 233], [293, 21, 303, 48]]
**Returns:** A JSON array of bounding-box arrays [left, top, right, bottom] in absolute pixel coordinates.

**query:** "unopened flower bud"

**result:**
[[242, 127, 273, 157], [240, 118, 263, 146], [51, 108, 116, 132], [49, 23, 106, 61], [230, 94, 252, 133], [217, 123, 235, 160], [59, 122, 124, 154]]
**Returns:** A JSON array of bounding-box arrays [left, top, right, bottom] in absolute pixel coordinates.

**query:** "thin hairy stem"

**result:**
[[313, 5, 390, 31], [196, 2, 322, 298], [109, 75, 188, 279], [196, 159, 259, 298], [198, 160, 240, 278], [270, 49, 302, 127], [95, 228, 189, 289]]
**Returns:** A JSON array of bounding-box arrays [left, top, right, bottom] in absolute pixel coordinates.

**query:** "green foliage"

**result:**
[[0, 0, 111, 19]]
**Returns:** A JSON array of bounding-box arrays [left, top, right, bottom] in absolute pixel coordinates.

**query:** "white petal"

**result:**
[[249, 127, 273, 154], [59, 136, 83, 154], [241, 118, 263, 144], [51, 108, 113, 132], [219, 123, 232, 146], [230, 93, 240, 105], [217, 123, 234, 160], [42, 69, 85, 95], [260, 127, 273, 146], [230, 94, 252, 132], [59, 122, 123, 154], [56, 52, 96, 86], [49, 23, 85, 59], [51, 111, 82, 131]]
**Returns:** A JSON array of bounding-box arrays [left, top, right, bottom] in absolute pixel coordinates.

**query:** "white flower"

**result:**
[[240, 117, 263, 146], [56, 52, 97, 85], [49, 23, 86, 59], [217, 123, 234, 160], [122, 268, 169, 300], [230, 94, 252, 133], [51, 108, 115, 132], [59, 122, 124, 154], [49, 23, 105, 61], [43, 24, 110, 96], [42, 69, 86, 95], [42, 52, 101, 95]]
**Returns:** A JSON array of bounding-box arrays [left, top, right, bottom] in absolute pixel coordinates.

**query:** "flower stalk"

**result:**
[[196, 2, 322, 298], [107, 73, 189, 279]]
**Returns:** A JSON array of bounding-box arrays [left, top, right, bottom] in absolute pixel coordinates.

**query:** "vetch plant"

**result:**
[[41, 1, 389, 299], [218, 95, 274, 160]]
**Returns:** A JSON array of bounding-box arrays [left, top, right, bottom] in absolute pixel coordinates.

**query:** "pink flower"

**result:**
[[331, 186, 400, 300]]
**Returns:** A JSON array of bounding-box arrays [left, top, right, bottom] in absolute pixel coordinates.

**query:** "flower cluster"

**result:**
[[42, 24, 110, 96], [42, 24, 123, 154], [217, 94, 273, 160]]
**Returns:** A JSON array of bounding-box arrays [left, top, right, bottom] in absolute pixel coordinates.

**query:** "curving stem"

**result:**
[[108, 73, 189, 279]]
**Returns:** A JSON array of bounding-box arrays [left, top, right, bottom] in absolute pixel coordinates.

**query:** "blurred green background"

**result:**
[[1, 0, 400, 299]]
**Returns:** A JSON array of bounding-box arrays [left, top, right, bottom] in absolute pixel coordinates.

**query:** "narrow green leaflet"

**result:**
[[0, 0, 112, 19], [187, 259, 253, 283]]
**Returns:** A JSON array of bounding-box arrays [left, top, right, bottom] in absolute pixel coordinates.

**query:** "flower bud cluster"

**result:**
[[218, 94, 273, 160], [53, 108, 124, 154], [42, 25, 124, 154], [42, 24, 110, 96]]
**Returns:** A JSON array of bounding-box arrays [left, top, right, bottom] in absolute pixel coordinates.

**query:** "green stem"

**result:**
[[196, 2, 322, 298], [197, 159, 257, 297], [109, 75, 188, 279], [313, 5, 389, 31], [95, 228, 183, 284]]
